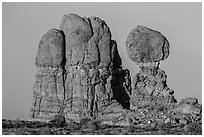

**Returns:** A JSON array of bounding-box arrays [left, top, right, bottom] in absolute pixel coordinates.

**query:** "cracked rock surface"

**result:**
[[30, 29, 66, 120], [31, 14, 130, 123], [30, 15, 201, 131]]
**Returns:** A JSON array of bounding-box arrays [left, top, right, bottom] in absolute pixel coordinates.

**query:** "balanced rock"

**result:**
[[126, 25, 169, 63], [126, 25, 202, 127], [126, 26, 176, 111], [30, 29, 65, 120]]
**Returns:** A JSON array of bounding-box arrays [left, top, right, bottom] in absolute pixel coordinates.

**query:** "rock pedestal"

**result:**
[[130, 62, 177, 110]]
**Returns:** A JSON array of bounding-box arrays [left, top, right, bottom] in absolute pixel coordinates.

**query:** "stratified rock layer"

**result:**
[[30, 29, 65, 120], [126, 25, 169, 63]]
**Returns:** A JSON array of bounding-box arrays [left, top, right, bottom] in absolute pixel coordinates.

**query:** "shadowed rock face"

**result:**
[[126, 25, 169, 63], [110, 40, 122, 70]]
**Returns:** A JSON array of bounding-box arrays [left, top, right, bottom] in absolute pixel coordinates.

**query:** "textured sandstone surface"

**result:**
[[130, 63, 177, 110], [126, 25, 169, 63], [126, 26, 175, 112], [31, 14, 130, 123], [30, 29, 65, 120], [59, 14, 128, 121], [31, 15, 201, 129], [35, 29, 65, 67], [173, 98, 202, 115]]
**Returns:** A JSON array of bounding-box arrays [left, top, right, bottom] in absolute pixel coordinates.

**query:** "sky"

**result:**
[[2, 2, 202, 120]]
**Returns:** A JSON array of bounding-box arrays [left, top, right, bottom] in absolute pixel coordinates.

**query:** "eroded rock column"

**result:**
[[30, 29, 65, 120], [60, 14, 130, 122]]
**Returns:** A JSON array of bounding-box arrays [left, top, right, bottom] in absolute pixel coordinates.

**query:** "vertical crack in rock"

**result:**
[[28, 13, 130, 123]]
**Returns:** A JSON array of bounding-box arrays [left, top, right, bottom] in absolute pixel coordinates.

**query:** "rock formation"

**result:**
[[173, 98, 201, 115], [126, 25, 201, 126], [31, 14, 201, 129], [126, 25, 170, 63], [30, 14, 130, 123], [30, 29, 66, 120], [126, 25, 177, 111]]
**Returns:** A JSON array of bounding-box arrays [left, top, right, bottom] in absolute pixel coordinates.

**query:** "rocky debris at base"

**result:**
[[2, 118, 202, 135], [174, 97, 202, 115], [126, 100, 201, 128], [170, 97, 202, 125]]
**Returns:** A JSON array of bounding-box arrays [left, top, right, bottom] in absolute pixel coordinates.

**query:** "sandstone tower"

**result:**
[[30, 14, 130, 123]]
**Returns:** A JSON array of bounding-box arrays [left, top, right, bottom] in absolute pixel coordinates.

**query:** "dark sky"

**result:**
[[2, 2, 202, 120]]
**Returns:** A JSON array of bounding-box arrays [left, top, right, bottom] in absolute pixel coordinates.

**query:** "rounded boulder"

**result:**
[[36, 29, 65, 67], [126, 25, 169, 63]]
